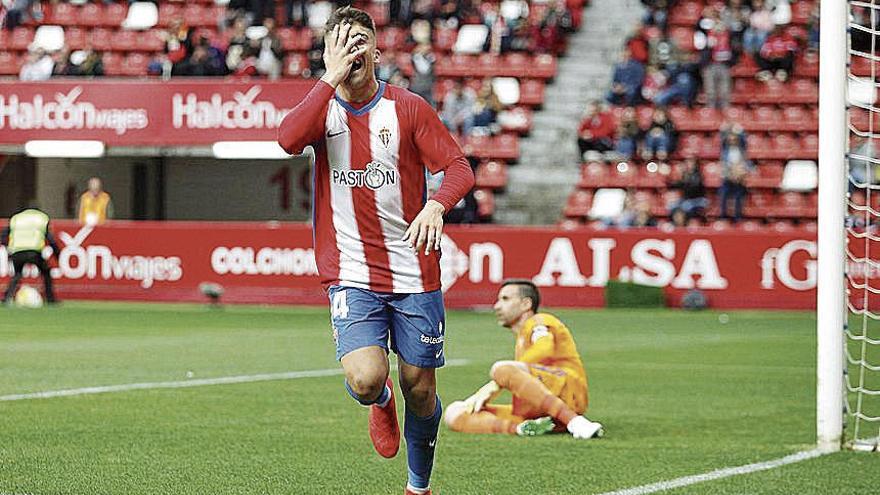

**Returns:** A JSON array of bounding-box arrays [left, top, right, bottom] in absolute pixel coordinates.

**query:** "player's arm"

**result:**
[[277, 23, 366, 154], [402, 98, 475, 254], [462, 380, 502, 413], [45, 226, 60, 257], [518, 325, 556, 364]]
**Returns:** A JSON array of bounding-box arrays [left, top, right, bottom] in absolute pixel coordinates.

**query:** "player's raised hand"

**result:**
[[403, 199, 445, 256], [320, 23, 368, 88]]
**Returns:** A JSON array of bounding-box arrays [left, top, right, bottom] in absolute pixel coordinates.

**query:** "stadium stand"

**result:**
[[563, 0, 821, 231], [0, 0, 588, 224]]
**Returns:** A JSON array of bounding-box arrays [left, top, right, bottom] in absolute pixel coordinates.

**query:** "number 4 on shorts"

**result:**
[[332, 290, 349, 319]]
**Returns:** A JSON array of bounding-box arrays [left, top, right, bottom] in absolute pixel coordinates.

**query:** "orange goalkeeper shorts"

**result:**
[[512, 363, 588, 418]]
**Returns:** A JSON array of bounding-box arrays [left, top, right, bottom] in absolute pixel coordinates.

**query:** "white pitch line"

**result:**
[[0, 359, 470, 402], [596, 449, 828, 495]]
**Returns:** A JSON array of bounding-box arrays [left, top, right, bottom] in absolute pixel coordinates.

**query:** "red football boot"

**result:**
[[368, 377, 400, 458]]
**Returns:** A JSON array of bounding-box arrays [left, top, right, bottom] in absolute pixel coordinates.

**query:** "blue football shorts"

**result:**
[[327, 285, 446, 369]]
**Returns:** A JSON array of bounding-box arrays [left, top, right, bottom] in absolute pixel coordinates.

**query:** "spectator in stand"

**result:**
[[472, 80, 504, 132], [654, 59, 700, 107], [577, 100, 616, 157], [228, 0, 275, 24], [225, 16, 250, 73], [625, 24, 651, 65], [649, 33, 682, 68], [19, 48, 53, 81], [807, 2, 819, 52], [305, 27, 326, 79], [719, 156, 751, 222], [284, 0, 309, 27], [642, 0, 669, 33], [666, 158, 708, 226], [607, 48, 645, 106], [409, 43, 436, 106], [56, 47, 105, 77], [427, 170, 478, 224], [696, 12, 735, 109], [377, 49, 402, 82], [641, 64, 668, 104], [173, 45, 224, 76], [3, 0, 41, 30], [255, 18, 285, 79], [441, 80, 477, 136], [719, 123, 752, 222], [756, 25, 798, 82], [615, 192, 657, 228], [721, 0, 750, 51], [641, 107, 677, 162], [743, 0, 774, 56], [162, 18, 195, 68], [503, 14, 532, 53], [614, 106, 641, 160], [769, 0, 792, 26]]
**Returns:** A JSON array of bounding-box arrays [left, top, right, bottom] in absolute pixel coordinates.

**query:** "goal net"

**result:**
[[846, 0, 880, 451]]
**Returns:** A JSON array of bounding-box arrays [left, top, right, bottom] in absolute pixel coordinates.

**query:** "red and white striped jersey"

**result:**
[[278, 81, 473, 293]]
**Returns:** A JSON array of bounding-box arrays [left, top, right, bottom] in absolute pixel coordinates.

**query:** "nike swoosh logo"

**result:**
[[428, 439, 436, 448], [435, 349, 443, 359], [326, 130, 347, 138]]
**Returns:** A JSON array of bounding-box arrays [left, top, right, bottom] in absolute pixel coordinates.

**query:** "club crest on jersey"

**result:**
[[332, 161, 398, 190], [379, 127, 392, 148]]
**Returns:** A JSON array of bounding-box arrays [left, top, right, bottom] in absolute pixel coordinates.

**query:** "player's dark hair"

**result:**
[[501, 279, 540, 313], [325, 6, 375, 35]]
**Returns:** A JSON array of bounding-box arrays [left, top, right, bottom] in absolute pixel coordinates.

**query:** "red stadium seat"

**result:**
[[703, 162, 723, 188], [606, 161, 638, 188], [276, 27, 299, 51], [46, 2, 78, 26], [800, 134, 819, 158], [474, 189, 495, 219], [432, 27, 457, 53], [104, 2, 128, 27], [432, 79, 457, 104], [654, 189, 682, 216], [711, 219, 733, 231], [474, 161, 508, 190], [723, 106, 750, 127], [77, 3, 104, 28], [745, 192, 772, 217], [557, 218, 584, 230], [731, 56, 759, 78], [518, 79, 545, 107], [158, 3, 184, 27], [504, 53, 530, 76], [746, 162, 783, 188], [737, 219, 765, 231], [636, 106, 655, 128], [787, 80, 819, 104], [0, 52, 21, 75], [183, 4, 215, 28], [89, 28, 114, 52], [498, 106, 533, 135], [529, 54, 557, 80], [363, 2, 389, 27], [120, 52, 150, 76], [746, 134, 773, 159], [755, 80, 787, 104], [669, 1, 701, 26], [637, 165, 666, 188], [686, 107, 723, 132], [395, 52, 413, 77], [770, 133, 799, 160], [284, 52, 307, 77], [750, 106, 782, 132], [135, 30, 165, 52], [476, 53, 502, 78], [102, 52, 123, 75], [794, 53, 819, 78], [10, 27, 34, 51], [578, 161, 609, 188], [564, 189, 593, 218], [65, 27, 87, 50], [781, 105, 812, 132], [112, 30, 138, 52]]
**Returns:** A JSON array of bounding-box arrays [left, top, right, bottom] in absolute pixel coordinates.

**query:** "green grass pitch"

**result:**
[[0, 302, 878, 495]]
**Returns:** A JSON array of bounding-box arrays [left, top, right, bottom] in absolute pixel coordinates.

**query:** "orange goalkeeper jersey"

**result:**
[[514, 312, 587, 383]]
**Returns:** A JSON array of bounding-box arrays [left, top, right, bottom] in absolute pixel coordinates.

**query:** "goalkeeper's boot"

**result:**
[[566, 415, 604, 439], [369, 378, 400, 458], [516, 416, 556, 437]]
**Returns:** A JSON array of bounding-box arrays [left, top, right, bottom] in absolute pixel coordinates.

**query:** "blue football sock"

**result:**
[[404, 395, 442, 491], [345, 379, 390, 407]]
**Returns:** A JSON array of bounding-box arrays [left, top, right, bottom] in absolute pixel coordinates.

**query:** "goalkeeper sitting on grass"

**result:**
[[445, 280, 604, 439]]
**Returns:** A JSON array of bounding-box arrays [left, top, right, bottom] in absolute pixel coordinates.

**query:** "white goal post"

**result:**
[[816, 0, 847, 453]]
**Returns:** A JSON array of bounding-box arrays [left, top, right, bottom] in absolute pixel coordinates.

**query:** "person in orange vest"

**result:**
[[77, 177, 113, 226]]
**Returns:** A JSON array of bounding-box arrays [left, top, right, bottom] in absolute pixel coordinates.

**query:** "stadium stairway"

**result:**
[[494, 0, 644, 224]]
